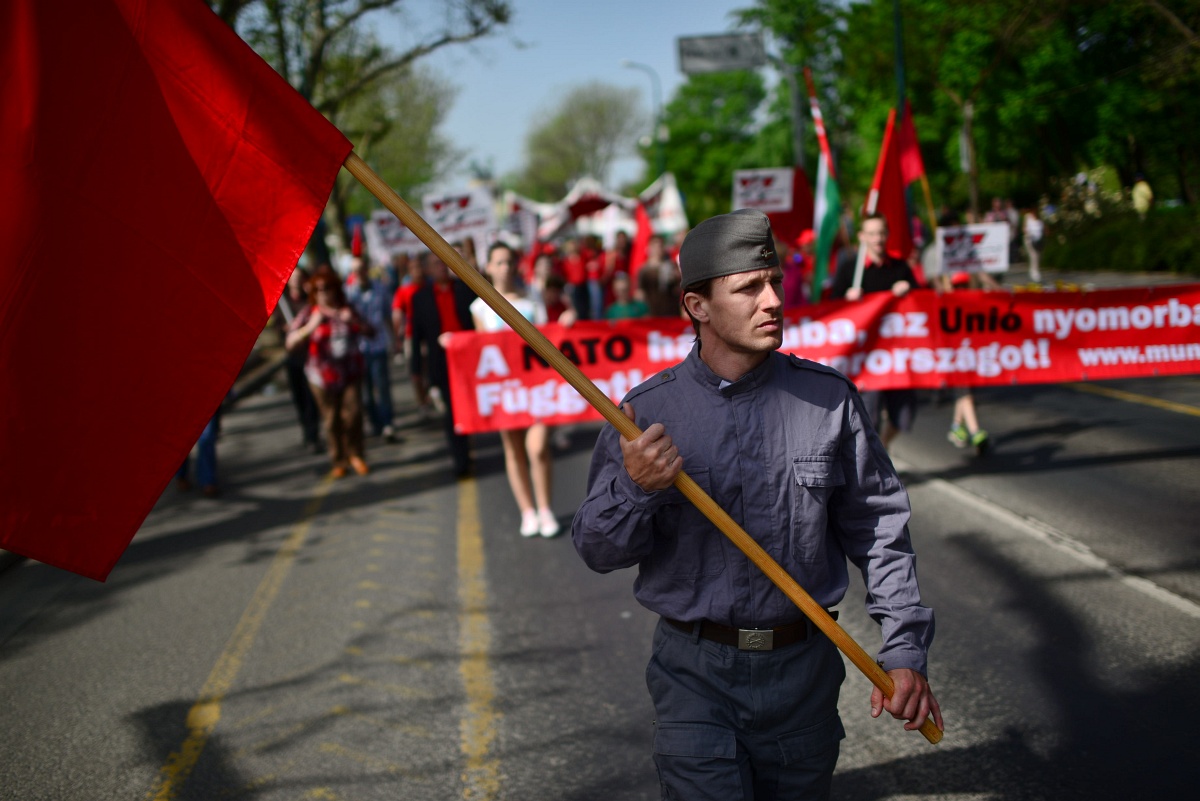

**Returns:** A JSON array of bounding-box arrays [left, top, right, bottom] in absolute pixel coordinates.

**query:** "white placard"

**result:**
[[732, 168, 794, 214], [368, 209, 425, 261], [422, 187, 497, 258], [936, 222, 1010, 274]]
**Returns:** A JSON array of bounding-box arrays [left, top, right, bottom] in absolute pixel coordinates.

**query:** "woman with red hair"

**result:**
[[285, 264, 370, 478]]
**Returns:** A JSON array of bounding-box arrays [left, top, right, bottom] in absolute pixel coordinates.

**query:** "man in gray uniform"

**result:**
[[572, 209, 941, 800]]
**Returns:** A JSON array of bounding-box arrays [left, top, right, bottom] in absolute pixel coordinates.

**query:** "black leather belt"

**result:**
[[664, 612, 837, 651]]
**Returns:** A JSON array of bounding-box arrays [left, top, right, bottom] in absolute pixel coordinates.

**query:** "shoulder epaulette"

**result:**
[[622, 368, 677, 403], [785, 353, 858, 390]]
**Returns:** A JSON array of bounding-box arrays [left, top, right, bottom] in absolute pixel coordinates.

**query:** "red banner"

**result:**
[[445, 285, 1200, 434]]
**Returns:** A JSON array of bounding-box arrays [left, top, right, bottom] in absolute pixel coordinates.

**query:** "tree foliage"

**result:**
[[512, 83, 645, 201], [211, 0, 512, 243], [654, 0, 1200, 229], [335, 67, 464, 220], [652, 71, 767, 224]]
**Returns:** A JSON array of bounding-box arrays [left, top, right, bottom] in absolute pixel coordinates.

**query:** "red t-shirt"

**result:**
[[561, 253, 586, 285], [544, 298, 569, 323], [433, 282, 465, 333], [392, 281, 423, 337]]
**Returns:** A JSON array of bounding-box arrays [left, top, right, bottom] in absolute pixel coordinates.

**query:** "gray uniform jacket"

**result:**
[[571, 346, 934, 675]]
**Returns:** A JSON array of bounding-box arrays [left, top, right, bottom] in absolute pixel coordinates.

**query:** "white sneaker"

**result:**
[[520, 509, 540, 538], [538, 508, 560, 538]]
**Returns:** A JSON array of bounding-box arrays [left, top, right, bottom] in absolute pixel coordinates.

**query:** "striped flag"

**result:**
[[805, 69, 841, 302]]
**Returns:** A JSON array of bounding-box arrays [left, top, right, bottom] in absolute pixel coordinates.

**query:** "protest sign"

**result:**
[[423, 187, 497, 258], [445, 285, 1200, 433], [936, 222, 1011, 274], [732, 168, 795, 213]]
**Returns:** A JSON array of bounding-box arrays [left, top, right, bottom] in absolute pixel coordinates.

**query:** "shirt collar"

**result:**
[[685, 347, 776, 396]]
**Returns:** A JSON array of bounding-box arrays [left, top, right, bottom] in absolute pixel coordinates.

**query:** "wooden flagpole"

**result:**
[[342, 152, 942, 745]]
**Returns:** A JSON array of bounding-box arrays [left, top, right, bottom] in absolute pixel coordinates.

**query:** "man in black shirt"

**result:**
[[829, 213, 918, 449]]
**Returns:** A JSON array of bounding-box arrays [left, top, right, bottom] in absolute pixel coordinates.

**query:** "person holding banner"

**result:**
[[471, 243, 561, 538], [830, 213, 920, 449], [573, 209, 940, 801]]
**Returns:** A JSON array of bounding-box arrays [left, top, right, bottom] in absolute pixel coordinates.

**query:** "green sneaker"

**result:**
[[947, 423, 969, 447], [970, 429, 989, 448]]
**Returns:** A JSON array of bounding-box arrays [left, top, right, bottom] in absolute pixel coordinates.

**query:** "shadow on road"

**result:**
[[834, 533, 1200, 800]]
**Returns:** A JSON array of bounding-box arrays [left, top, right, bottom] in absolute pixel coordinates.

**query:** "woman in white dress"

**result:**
[[471, 242, 560, 538]]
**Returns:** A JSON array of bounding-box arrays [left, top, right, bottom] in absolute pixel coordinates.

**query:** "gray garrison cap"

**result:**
[[679, 208, 779, 288]]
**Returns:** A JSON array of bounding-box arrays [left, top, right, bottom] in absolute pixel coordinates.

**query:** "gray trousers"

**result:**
[[647, 618, 846, 801]]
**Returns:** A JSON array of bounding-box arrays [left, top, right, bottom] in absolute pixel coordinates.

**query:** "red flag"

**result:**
[[766, 168, 816, 250], [897, 99, 926, 186], [0, 0, 352, 580], [628, 202, 653, 280], [864, 109, 914, 261]]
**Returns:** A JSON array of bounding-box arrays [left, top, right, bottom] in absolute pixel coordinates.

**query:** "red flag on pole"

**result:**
[[0, 0, 352, 580], [863, 108, 914, 261], [896, 99, 926, 186]]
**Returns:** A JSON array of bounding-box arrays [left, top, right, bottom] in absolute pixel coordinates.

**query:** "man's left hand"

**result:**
[[870, 668, 943, 732]]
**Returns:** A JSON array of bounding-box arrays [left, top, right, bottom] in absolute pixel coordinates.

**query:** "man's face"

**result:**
[[687, 267, 784, 361], [859, 218, 888, 262]]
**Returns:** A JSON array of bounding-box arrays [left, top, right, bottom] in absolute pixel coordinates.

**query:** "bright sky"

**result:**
[[379, 0, 757, 194]]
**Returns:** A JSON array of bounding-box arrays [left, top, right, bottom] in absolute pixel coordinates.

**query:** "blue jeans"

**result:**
[[646, 618, 846, 801], [361, 350, 394, 435], [177, 414, 219, 488]]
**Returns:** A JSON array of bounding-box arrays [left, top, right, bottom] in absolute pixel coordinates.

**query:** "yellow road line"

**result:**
[[457, 478, 502, 800], [146, 477, 334, 800], [1067, 382, 1200, 418]]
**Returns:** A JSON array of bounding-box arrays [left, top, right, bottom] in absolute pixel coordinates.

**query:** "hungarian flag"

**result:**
[[812, 155, 841, 303], [0, 0, 352, 580], [806, 71, 841, 302], [864, 108, 914, 261]]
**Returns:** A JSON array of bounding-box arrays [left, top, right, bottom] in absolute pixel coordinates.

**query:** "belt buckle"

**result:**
[[737, 628, 774, 651]]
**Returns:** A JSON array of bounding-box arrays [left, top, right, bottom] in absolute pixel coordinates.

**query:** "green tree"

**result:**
[[211, 0, 512, 247], [734, 0, 840, 171], [337, 66, 464, 220], [656, 71, 768, 224], [1080, 0, 1200, 203], [513, 82, 645, 201]]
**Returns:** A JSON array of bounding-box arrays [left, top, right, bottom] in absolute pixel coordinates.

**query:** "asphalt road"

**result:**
[[2, 343, 1198, 800]]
